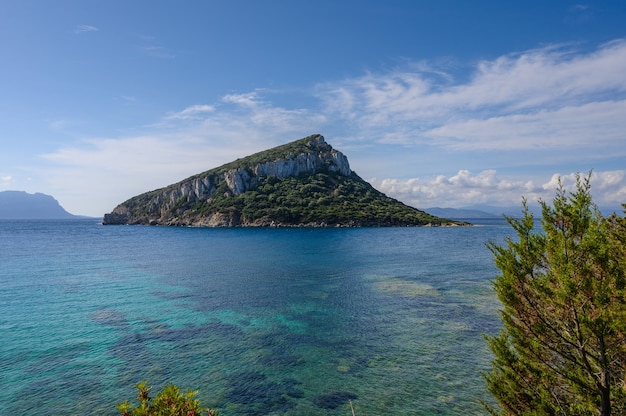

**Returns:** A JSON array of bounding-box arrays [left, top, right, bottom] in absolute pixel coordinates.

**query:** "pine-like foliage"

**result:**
[[117, 381, 218, 416], [484, 174, 626, 415]]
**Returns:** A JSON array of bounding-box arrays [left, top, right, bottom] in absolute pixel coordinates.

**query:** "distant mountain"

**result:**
[[0, 191, 77, 219], [424, 207, 501, 219], [462, 204, 541, 218], [425, 205, 540, 219], [104, 134, 465, 227], [427, 204, 623, 220]]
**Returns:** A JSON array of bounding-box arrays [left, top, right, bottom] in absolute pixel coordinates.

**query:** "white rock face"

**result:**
[[223, 169, 252, 195], [103, 135, 353, 225], [219, 136, 351, 196], [253, 151, 350, 181]]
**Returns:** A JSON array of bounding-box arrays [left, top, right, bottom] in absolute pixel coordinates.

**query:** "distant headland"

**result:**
[[103, 134, 466, 227], [0, 190, 78, 219]]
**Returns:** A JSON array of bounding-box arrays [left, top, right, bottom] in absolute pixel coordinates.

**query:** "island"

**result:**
[[103, 134, 464, 227]]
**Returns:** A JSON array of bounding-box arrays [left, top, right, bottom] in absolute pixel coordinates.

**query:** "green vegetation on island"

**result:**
[[166, 169, 451, 227], [103, 134, 461, 227]]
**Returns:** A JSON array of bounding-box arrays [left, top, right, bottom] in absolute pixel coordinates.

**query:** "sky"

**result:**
[[1, 0, 626, 217]]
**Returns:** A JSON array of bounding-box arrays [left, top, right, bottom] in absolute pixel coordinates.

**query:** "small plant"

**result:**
[[117, 381, 218, 416]]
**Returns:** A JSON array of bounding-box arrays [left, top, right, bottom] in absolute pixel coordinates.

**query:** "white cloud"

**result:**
[[75, 25, 98, 34], [424, 100, 626, 152], [570, 4, 589, 12], [165, 104, 215, 121], [214, 91, 326, 131], [541, 171, 626, 207], [319, 38, 626, 152], [371, 170, 626, 211], [49, 119, 69, 131], [450, 40, 626, 111], [222, 92, 261, 107]]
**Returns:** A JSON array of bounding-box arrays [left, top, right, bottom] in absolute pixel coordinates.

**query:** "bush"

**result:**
[[117, 381, 218, 416]]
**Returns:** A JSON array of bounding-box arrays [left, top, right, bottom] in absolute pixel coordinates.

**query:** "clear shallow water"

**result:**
[[0, 219, 511, 415]]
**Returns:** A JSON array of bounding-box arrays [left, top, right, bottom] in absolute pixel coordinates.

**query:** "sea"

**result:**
[[0, 218, 513, 415]]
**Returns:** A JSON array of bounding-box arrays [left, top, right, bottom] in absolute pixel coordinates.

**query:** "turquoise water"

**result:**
[[0, 219, 510, 415]]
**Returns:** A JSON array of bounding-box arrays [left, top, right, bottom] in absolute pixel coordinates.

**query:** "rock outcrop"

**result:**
[[103, 134, 460, 227], [220, 135, 350, 196]]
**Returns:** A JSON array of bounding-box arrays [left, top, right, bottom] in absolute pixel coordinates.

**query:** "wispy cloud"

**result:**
[[49, 119, 69, 131], [425, 100, 626, 152], [319, 39, 626, 150], [138, 36, 176, 59], [223, 92, 261, 107], [40, 39, 626, 215], [570, 4, 589, 12], [142, 45, 175, 59], [566, 4, 593, 25], [165, 104, 215, 121], [75, 25, 98, 34]]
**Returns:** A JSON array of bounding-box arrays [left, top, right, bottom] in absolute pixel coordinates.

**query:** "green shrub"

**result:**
[[117, 381, 218, 416]]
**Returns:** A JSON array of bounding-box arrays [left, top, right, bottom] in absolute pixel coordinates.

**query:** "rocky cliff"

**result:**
[[103, 134, 459, 227]]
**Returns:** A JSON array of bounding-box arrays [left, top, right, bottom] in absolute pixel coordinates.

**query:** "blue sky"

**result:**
[[1, 1, 625, 216]]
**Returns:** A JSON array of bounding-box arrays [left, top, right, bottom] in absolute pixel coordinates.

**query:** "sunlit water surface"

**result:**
[[0, 219, 511, 415]]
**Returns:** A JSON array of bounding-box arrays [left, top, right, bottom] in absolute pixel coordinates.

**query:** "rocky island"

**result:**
[[103, 134, 462, 227]]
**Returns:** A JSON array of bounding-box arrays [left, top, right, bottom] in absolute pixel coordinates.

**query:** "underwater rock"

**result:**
[[225, 371, 300, 415]]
